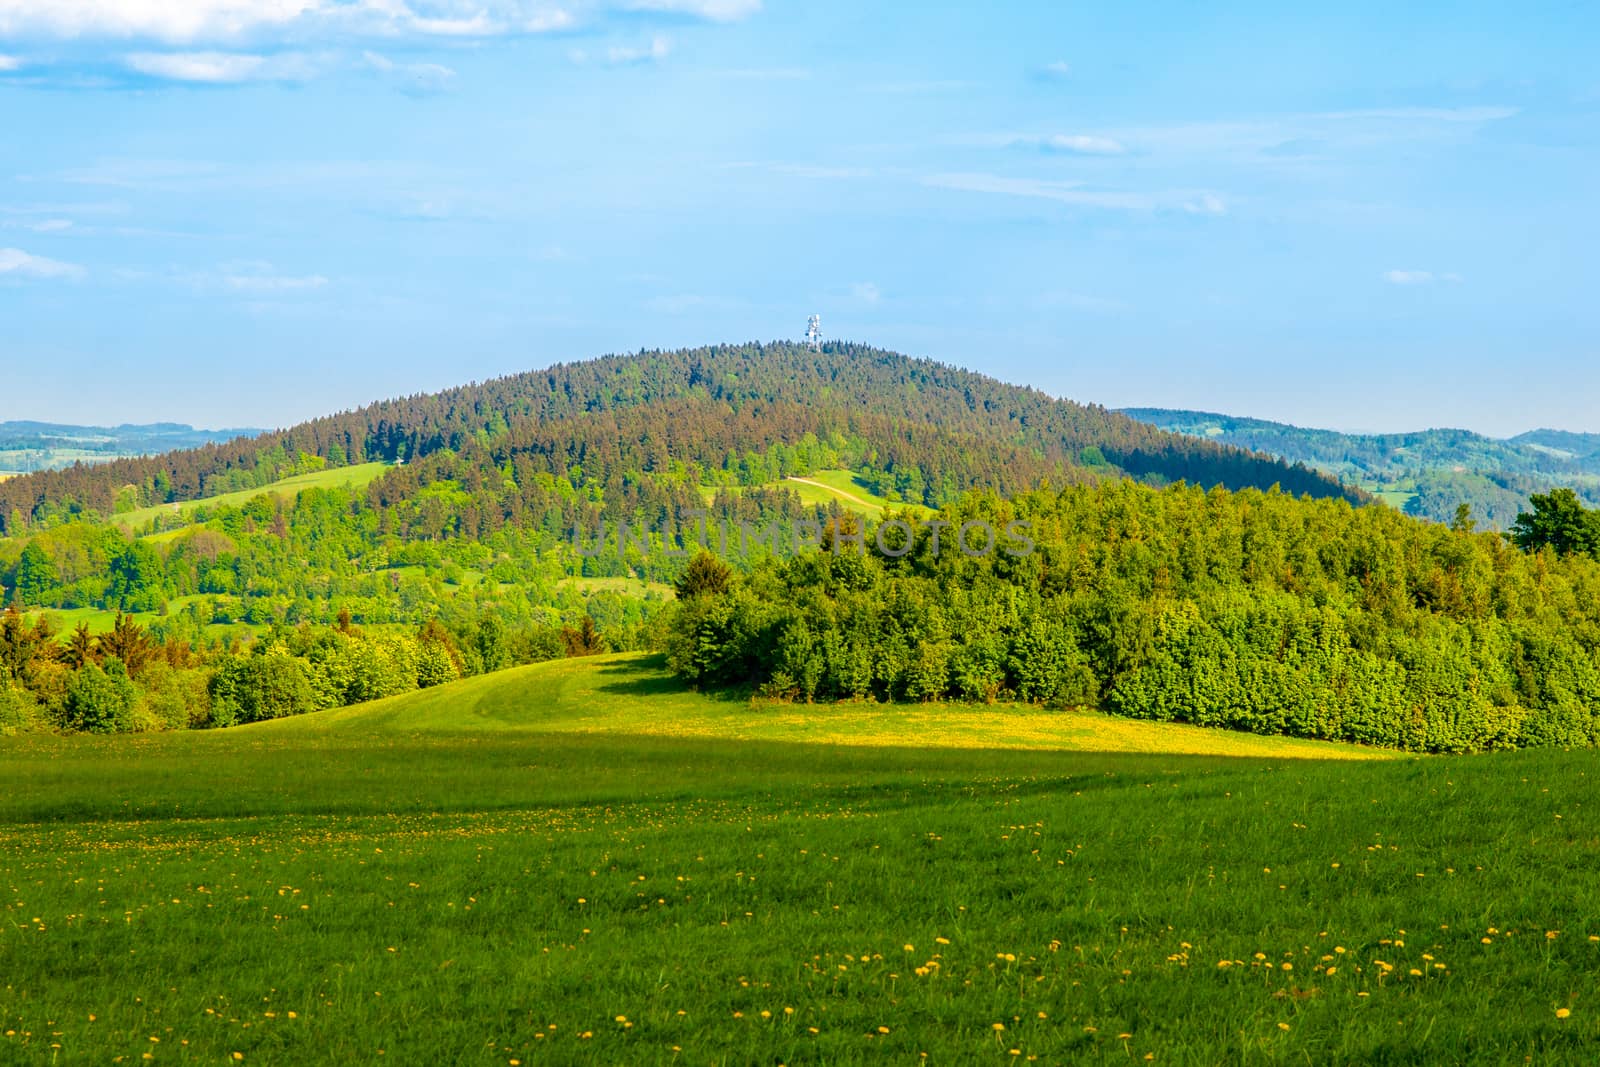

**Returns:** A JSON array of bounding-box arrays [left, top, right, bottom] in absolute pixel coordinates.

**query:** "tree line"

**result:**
[[664, 482, 1600, 753]]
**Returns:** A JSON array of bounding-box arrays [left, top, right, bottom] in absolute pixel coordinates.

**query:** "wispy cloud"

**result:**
[[0, 53, 22, 71], [571, 34, 671, 65], [1383, 269, 1462, 285], [123, 50, 323, 83], [924, 172, 1226, 215], [1036, 59, 1071, 79], [994, 133, 1127, 156], [0, 247, 84, 279], [623, 0, 759, 21], [2, 216, 74, 234], [219, 260, 329, 292], [361, 50, 455, 93], [0, 1, 747, 44], [852, 281, 881, 305]]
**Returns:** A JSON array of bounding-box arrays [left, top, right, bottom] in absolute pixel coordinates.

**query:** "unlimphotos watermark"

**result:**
[[570, 510, 1034, 560]]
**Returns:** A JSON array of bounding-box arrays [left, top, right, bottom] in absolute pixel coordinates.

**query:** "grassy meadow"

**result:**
[[116, 462, 392, 535], [696, 469, 935, 520], [2, 655, 1598, 1064]]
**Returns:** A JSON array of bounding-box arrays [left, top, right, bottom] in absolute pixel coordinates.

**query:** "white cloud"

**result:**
[[0, 1, 739, 43], [608, 34, 670, 63], [924, 172, 1226, 214], [0, 53, 22, 70], [0, 0, 324, 42], [361, 49, 454, 91], [124, 50, 320, 82], [1383, 269, 1462, 285], [1038, 59, 1070, 78], [1039, 134, 1126, 155], [624, 0, 758, 21], [1184, 193, 1227, 215], [0, 247, 84, 279], [852, 281, 880, 305], [572, 33, 669, 64], [219, 260, 328, 291]]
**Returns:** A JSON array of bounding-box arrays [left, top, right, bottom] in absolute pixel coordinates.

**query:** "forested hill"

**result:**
[[1123, 407, 1600, 528], [0, 344, 1358, 533]]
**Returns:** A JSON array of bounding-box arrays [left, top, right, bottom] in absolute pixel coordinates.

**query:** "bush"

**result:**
[[62, 660, 139, 734], [208, 652, 315, 726]]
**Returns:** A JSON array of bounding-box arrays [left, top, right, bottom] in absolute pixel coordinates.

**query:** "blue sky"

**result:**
[[1, 1, 1596, 436]]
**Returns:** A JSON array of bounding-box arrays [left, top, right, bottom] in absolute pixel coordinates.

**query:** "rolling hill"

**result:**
[[1122, 407, 1600, 527], [0, 343, 1360, 537], [259, 650, 1390, 759], [0, 420, 262, 477]]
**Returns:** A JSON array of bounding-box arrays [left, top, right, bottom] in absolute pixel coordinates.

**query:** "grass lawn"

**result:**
[[2, 654, 1596, 1064], [559, 576, 675, 599]]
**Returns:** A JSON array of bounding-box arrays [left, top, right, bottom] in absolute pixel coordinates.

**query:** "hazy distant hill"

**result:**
[[1122, 408, 1600, 528], [0, 421, 263, 476]]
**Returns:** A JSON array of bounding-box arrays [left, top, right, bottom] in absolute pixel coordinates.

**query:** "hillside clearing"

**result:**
[[115, 462, 392, 534]]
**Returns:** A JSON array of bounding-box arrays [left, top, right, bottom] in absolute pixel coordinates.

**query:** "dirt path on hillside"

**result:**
[[785, 476, 879, 510]]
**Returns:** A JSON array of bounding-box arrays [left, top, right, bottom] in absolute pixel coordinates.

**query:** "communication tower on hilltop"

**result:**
[[805, 314, 822, 351]]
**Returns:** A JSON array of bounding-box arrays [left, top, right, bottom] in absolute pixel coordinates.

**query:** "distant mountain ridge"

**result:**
[[1121, 407, 1600, 528], [0, 421, 264, 476]]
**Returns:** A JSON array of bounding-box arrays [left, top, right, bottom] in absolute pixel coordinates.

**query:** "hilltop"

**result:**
[[0, 343, 1359, 536]]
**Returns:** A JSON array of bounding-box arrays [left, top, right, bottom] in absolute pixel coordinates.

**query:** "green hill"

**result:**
[[1122, 407, 1600, 527], [255, 651, 1390, 759], [0, 344, 1361, 539]]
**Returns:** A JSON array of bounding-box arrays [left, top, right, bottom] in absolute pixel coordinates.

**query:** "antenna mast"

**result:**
[[805, 314, 822, 351]]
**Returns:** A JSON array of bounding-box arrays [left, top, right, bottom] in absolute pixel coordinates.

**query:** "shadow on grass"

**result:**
[[591, 653, 751, 703]]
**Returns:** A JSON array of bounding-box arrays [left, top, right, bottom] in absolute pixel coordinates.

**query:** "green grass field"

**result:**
[[2, 655, 1596, 1063], [24, 597, 261, 640], [118, 462, 392, 534], [698, 469, 935, 520]]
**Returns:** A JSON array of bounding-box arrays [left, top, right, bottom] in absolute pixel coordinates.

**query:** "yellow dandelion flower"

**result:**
[[1556, 1008, 1572, 1020]]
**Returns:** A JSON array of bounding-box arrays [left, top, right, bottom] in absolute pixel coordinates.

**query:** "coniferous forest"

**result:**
[[4, 344, 1600, 754]]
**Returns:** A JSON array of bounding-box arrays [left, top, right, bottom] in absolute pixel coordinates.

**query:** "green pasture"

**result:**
[[118, 462, 392, 534], [697, 469, 934, 520], [1, 654, 1596, 1064]]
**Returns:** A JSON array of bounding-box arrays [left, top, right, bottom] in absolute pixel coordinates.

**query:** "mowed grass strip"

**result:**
[[1, 657, 1596, 1064]]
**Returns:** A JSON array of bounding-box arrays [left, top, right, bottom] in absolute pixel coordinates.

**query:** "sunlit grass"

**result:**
[[1, 655, 1594, 1063], [116, 461, 392, 534]]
